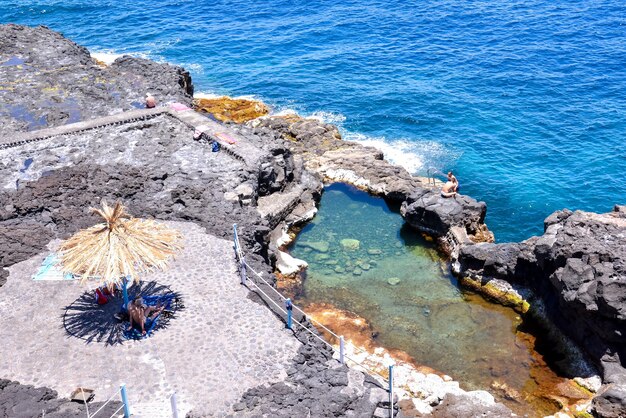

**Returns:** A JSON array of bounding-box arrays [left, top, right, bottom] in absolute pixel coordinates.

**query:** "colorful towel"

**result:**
[[33, 254, 75, 281], [215, 132, 237, 144], [169, 102, 191, 112]]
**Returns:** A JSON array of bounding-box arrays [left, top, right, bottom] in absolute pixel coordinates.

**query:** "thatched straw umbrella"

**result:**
[[58, 201, 183, 310]]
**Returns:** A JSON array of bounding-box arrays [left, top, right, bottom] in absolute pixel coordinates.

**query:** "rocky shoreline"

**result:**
[[453, 206, 626, 418], [0, 24, 623, 417]]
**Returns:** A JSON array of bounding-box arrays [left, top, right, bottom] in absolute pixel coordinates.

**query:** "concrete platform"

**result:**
[[0, 221, 301, 417]]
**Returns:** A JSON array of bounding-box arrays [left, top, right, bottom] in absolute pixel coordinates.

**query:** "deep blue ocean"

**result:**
[[2, 0, 625, 242]]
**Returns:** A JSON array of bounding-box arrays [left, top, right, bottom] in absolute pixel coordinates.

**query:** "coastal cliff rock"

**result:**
[[455, 206, 626, 416], [249, 116, 421, 200], [400, 188, 489, 240], [246, 116, 495, 242], [0, 24, 193, 137]]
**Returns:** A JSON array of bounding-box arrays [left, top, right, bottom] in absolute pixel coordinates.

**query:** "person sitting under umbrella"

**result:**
[[127, 296, 165, 336]]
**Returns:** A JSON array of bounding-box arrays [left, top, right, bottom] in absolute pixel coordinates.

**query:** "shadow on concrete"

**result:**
[[62, 281, 183, 346]]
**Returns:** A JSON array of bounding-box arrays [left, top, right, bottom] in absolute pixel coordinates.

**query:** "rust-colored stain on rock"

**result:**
[[193, 96, 269, 123]]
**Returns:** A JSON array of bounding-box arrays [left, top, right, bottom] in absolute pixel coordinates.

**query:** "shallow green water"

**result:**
[[290, 183, 566, 416]]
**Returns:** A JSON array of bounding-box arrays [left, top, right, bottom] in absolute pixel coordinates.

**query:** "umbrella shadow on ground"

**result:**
[[62, 281, 184, 346]]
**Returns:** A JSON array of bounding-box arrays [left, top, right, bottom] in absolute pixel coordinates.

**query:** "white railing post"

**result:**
[[81, 387, 90, 418], [388, 364, 394, 418], [339, 336, 345, 364], [233, 223, 246, 285], [240, 255, 247, 285], [170, 392, 179, 418]]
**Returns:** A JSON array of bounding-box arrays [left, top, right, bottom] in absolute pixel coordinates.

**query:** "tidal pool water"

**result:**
[[289, 183, 586, 416]]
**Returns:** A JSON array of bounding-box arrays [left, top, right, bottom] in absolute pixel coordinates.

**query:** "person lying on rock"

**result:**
[[127, 296, 165, 336]]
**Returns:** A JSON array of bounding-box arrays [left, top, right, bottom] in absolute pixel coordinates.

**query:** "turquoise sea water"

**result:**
[[2, 1, 625, 242]]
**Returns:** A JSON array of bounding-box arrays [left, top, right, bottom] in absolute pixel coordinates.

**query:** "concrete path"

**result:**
[[1, 104, 269, 171], [0, 221, 301, 417]]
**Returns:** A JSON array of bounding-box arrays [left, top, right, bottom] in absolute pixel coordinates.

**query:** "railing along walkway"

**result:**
[[233, 224, 395, 417], [0, 104, 267, 170]]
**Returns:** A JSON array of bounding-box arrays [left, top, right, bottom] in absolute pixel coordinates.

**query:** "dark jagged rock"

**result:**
[[229, 124, 297, 196], [0, 379, 122, 418], [593, 373, 626, 418], [455, 206, 626, 416], [400, 189, 487, 238], [0, 24, 193, 138], [225, 316, 390, 418], [111, 55, 193, 97], [249, 115, 422, 200]]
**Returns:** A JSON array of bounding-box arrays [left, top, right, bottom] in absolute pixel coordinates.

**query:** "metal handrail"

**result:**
[[232, 224, 391, 388], [426, 166, 447, 187]]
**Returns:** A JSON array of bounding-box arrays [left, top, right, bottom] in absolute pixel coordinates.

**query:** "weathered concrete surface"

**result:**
[[0, 222, 301, 417], [0, 107, 166, 149], [0, 24, 193, 138]]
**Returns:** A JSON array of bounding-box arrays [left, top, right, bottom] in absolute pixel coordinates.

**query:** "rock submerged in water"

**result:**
[[298, 240, 329, 253], [387, 277, 401, 286], [340, 238, 360, 251]]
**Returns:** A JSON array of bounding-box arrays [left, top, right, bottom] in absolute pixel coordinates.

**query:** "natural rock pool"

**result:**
[[289, 183, 589, 417]]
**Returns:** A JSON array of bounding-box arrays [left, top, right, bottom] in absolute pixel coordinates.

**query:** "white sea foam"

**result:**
[[271, 107, 347, 125], [193, 91, 261, 101], [179, 62, 204, 74], [193, 91, 226, 100], [90, 51, 123, 65], [344, 132, 457, 175], [307, 111, 347, 125], [90, 48, 154, 64], [273, 108, 299, 117]]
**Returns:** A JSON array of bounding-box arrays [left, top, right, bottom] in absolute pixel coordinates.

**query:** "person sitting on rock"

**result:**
[[145, 93, 157, 109], [447, 171, 459, 192], [441, 171, 459, 197], [441, 180, 457, 198]]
